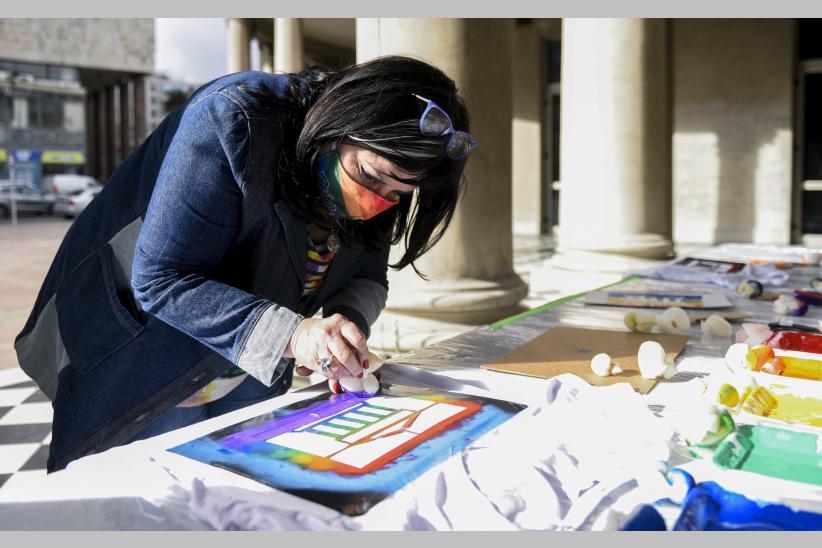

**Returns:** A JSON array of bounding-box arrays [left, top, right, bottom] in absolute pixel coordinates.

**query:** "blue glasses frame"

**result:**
[[413, 94, 478, 160]]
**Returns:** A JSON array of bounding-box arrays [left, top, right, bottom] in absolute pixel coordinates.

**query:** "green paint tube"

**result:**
[[713, 425, 822, 486]]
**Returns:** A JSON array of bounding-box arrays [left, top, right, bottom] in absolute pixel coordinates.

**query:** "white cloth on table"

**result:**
[[0, 373, 678, 530], [163, 374, 677, 530], [163, 477, 361, 531], [637, 260, 789, 289], [406, 374, 675, 530]]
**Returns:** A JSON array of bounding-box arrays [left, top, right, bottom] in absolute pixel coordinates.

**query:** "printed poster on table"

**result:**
[[169, 384, 526, 515]]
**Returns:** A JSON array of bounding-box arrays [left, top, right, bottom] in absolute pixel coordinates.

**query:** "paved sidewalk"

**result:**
[[0, 218, 72, 370]]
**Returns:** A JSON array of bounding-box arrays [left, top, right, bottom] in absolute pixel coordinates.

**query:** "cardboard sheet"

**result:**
[[482, 326, 690, 394]]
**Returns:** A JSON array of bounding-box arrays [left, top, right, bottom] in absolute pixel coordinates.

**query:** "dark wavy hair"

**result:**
[[275, 56, 470, 277]]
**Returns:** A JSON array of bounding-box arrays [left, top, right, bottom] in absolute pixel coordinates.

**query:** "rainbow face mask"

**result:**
[[315, 150, 399, 221]]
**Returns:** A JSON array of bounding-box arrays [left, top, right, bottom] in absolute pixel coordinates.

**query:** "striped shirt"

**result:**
[[177, 232, 336, 407], [304, 236, 336, 295]]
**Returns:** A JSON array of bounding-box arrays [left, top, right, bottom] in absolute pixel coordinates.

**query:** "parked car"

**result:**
[[53, 184, 103, 218], [42, 174, 102, 197], [0, 183, 56, 218]]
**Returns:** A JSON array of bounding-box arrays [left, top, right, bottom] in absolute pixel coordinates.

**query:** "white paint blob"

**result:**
[[637, 341, 669, 380], [339, 376, 364, 394], [590, 353, 615, 377], [361, 373, 380, 395], [702, 314, 732, 337], [624, 310, 657, 333], [661, 361, 678, 380], [734, 323, 772, 346], [658, 307, 691, 334], [724, 343, 749, 372]]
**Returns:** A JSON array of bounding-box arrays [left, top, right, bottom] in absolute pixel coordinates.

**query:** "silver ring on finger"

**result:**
[[317, 356, 333, 374]]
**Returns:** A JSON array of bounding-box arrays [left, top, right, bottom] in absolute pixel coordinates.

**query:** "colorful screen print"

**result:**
[[673, 257, 746, 274], [584, 291, 732, 309], [169, 385, 526, 515]]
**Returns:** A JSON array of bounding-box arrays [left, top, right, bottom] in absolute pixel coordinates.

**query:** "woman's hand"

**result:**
[[284, 314, 369, 380]]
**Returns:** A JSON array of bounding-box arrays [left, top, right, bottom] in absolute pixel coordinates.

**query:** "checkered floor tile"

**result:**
[[0, 368, 51, 493], [0, 366, 315, 495]]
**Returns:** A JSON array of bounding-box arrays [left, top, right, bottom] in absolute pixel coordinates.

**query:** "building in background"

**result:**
[[224, 17, 822, 353], [796, 19, 822, 241], [0, 19, 154, 187], [145, 74, 169, 133], [225, 18, 355, 75], [1, 18, 818, 354], [0, 62, 85, 187], [145, 74, 194, 133]]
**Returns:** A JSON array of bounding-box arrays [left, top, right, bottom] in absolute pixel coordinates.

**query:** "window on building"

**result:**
[[799, 19, 822, 60], [0, 94, 12, 126], [543, 39, 562, 231], [27, 95, 41, 127], [0, 60, 80, 82], [800, 72, 822, 235], [46, 65, 79, 82], [797, 20, 822, 241], [547, 39, 561, 85], [12, 96, 28, 129], [13, 62, 48, 79], [41, 96, 64, 128], [63, 100, 84, 132], [549, 93, 560, 228], [25, 94, 71, 130]]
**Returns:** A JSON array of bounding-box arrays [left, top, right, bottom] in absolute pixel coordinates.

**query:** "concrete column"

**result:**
[[274, 18, 303, 73], [511, 20, 545, 236], [356, 19, 528, 352], [555, 18, 673, 272], [355, 18, 380, 63], [132, 76, 147, 143], [95, 90, 109, 180], [84, 91, 98, 179], [260, 40, 274, 73], [227, 18, 251, 73], [119, 81, 131, 160], [105, 85, 118, 174], [672, 19, 793, 249]]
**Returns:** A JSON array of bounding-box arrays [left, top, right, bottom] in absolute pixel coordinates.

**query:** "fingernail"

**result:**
[[363, 360, 369, 370], [357, 372, 364, 379]]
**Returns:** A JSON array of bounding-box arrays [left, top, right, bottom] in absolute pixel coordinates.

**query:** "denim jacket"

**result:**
[[14, 72, 389, 472]]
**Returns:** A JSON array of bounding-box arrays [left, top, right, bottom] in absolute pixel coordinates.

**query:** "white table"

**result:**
[[2, 247, 821, 530]]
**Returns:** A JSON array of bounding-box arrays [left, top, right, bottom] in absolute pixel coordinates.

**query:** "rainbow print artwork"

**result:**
[[169, 385, 525, 515], [605, 292, 706, 308], [584, 291, 732, 309]]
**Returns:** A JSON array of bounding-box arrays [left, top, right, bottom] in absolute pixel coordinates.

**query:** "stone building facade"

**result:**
[[0, 19, 153, 74], [0, 19, 154, 184], [226, 17, 822, 353]]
